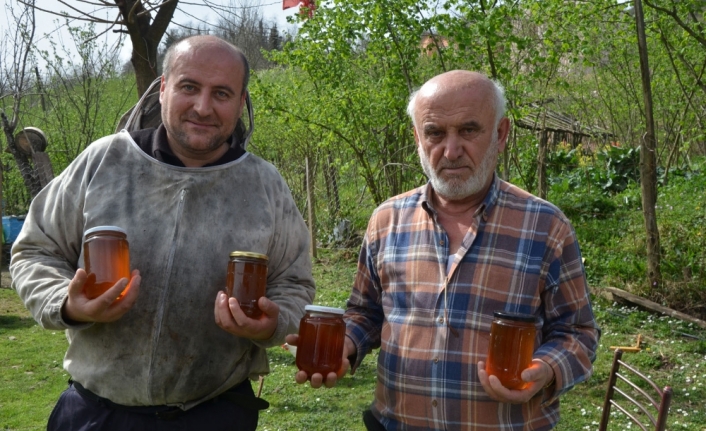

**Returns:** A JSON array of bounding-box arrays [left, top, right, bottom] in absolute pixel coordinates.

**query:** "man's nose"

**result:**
[[444, 132, 464, 160], [192, 92, 213, 116]]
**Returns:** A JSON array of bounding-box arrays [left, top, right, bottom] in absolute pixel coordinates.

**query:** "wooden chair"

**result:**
[[599, 349, 673, 431]]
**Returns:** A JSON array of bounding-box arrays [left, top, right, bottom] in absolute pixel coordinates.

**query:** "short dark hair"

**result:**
[[162, 35, 250, 95]]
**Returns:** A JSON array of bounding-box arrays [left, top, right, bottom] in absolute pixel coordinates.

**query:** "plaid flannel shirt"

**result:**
[[345, 176, 600, 431]]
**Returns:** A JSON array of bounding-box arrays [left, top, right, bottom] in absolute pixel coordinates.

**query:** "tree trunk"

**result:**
[[634, 0, 661, 288], [323, 152, 340, 219], [305, 156, 317, 259], [1, 115, 42, 198], [115, 0, 179, 97], [537, 129, 548, 200], [501, 127, 513, 181]]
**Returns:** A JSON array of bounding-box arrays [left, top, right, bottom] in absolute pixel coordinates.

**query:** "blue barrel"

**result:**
[[2, 216, 26, 244]]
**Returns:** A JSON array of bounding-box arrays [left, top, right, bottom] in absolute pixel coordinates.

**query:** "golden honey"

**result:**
[[296, 305, 346, 377], [485, 311, 537, 390], [83, 226, 130, 299], [226, 251, 268, 319]]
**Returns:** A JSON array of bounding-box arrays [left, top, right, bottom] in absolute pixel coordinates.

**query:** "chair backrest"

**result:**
[[599, 349, 673, 431]]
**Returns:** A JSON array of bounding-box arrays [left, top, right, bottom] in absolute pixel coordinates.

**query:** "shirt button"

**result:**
[[433, 358, 439, 363], [432, 400, 438, 407], [438, 317, 444, 323], [439, 240, 445, 245]]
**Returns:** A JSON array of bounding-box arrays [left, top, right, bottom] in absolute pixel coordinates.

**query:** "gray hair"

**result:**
[[406, 74, 507, 129], [162, 35, 250, 95]]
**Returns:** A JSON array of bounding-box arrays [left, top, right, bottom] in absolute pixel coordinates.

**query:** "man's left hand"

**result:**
[[214, 291, 279, 340], [477, 359, 554, 404]]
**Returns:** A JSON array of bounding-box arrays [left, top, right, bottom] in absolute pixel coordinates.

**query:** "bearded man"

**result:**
[[289, 70, 600, 431]]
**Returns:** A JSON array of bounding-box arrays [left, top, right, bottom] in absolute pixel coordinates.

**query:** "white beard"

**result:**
[[419, 136, 499, 201]]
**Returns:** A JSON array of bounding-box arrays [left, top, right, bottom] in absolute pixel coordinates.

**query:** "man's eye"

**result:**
[[182, 84, 195, 92], [216, 91, 229, 99], [460, 128, 482, 139]]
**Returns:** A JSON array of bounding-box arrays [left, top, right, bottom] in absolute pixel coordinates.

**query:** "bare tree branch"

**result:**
[[83, 13, 124, 44], [137, 0, 178, 17], [10, 3, 36, 128], [56, 0, 114, 23], [127, 0, 143, 23], [177, 4, 223, 28], [17, 0, 118, 25], [74, 0, 115, 6], [149, 1, 181, 47]]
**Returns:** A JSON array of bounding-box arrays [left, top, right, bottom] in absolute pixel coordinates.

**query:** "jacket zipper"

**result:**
[[146, 188, 187, 404]]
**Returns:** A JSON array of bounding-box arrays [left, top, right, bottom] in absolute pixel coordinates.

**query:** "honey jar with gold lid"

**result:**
[[83, 226, 130, 299], [226, 251, 269, 319]]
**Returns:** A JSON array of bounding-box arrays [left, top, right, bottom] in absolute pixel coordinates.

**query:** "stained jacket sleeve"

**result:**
[[534, 219, 601, 399], [250, 168, 316, 349], [10, 140, 99, 330]]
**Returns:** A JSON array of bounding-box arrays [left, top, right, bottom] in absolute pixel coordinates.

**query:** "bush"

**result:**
[[550, 179, 618, 220]]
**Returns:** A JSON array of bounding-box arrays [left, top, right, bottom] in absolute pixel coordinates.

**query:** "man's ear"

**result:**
[[496, 117, 511, 153], [238, 90, 248, 118], [158, 75, 167, 104]]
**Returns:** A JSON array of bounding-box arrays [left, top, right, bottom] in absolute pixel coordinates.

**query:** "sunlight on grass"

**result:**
[[3, 280, 705, 430]]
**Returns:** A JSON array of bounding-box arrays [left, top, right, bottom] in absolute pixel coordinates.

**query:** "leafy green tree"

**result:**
[[259, 0, 435, 206]]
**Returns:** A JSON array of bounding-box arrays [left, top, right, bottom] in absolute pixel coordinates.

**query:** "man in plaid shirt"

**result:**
[[291, 70, 600, 430]]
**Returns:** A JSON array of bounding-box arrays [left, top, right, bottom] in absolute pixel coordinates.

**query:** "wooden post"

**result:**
[[537, 129, 548, 200], [305, 156, 317, 259]]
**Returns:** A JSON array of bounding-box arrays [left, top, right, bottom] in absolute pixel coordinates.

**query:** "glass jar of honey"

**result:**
[[226, 251, 268, 319], [296, 305, 346, 377], [485, 311, 538, 390], [83, 226, 130, 300]]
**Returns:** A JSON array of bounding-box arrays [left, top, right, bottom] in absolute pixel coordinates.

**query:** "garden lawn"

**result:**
[[2, 251, 705, 430]]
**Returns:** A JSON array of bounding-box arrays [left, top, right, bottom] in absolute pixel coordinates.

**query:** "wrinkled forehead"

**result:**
[[415, 84, 494, 123]]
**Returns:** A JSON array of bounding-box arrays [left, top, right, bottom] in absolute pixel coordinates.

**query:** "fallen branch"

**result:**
[[600, 286, 706, 330]]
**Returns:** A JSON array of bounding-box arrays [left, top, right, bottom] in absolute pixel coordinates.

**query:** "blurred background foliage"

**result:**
[[1, 0, 705, 317]]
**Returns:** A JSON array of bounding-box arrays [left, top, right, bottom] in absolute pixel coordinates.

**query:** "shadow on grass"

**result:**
[[0, 314, 37, 330]]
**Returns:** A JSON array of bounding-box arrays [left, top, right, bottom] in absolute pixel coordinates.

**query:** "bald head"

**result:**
[[407, 70, 506, 129], [162, 35, 250, 95]]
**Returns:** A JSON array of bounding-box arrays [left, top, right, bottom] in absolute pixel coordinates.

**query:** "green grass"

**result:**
[[2, 251, 706, 430], [0, 288, 68, 430]]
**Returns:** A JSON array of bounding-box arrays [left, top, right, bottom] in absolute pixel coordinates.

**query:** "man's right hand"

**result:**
[[62, 268, 141, 324], [285, 333, 356, 389]]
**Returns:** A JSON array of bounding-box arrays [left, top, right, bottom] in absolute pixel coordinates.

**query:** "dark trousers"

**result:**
[[363, 409, 386, 431], [47, 381, 260, 431]]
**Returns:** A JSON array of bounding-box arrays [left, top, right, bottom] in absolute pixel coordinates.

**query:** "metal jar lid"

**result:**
[[493, 311, 538, 323], [229, 251, 269, 261], [305, 305, 345, 315], [84, 226, 127, 238]]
